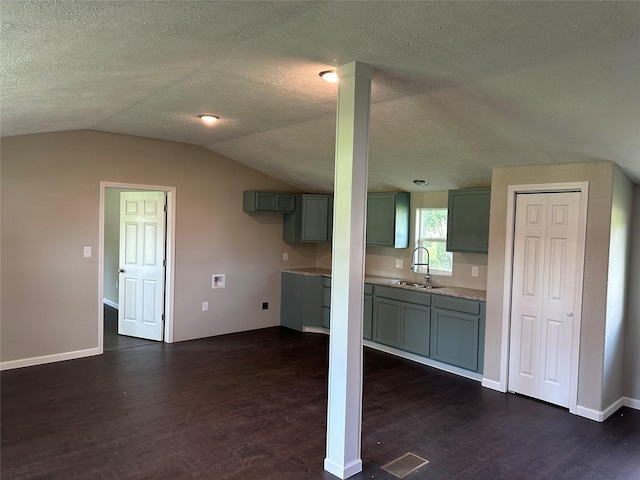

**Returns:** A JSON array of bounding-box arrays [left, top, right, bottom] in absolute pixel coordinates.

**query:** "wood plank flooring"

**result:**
[[2, 327, 639, 479]]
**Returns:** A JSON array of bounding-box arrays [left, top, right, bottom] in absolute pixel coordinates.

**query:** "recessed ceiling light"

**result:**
[[199, 115, 219, 124], [319, 70, 338, 83], [413, 179, 429, 186]]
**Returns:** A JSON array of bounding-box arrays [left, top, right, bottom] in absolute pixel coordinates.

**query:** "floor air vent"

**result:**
[[381, 452, 429, 478]]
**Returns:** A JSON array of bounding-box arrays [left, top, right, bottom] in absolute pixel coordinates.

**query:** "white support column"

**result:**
[[324, 61, 374, 480]]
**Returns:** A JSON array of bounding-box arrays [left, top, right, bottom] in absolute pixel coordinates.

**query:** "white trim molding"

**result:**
[[481, 378, 506, 392], [103, 298, 119, 309], [0, 347, 101, 371], [624, 397, 640, 410]]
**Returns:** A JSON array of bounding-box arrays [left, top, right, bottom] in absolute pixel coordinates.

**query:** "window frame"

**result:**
[[415, 207, 453, 277]]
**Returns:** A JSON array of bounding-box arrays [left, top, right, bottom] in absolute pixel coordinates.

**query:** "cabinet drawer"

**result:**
[[373, 285, 431, 306], [432, 295, 480, 315], [364, 283, 373, 295], [322, 277, 332, 287]]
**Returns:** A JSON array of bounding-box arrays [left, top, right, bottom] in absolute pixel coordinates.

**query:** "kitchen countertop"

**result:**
[[282, 267, 486, 301]]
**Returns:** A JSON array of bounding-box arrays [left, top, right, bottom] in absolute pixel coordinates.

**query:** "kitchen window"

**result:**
[[415, 208, 453, 276]]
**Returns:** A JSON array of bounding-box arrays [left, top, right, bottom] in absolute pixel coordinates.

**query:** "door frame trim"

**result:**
[[98, 181, 176, 352], [500, 181, 589, 414]]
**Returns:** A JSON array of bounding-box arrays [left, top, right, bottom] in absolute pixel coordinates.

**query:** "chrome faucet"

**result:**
[[410, 246, 430, 283]]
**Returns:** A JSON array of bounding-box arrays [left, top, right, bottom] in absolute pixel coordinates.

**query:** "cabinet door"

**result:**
[[366, 192, 410, 248], [276, 194, 295, 212], [367, 193, 396, 246], [401, 304, 430, 356], [430, 308, 480, 371], [373, 298, 402, 348], [280, 272, 322, 331], [301, 195, 332, 242], [446, 188, 490, 253]]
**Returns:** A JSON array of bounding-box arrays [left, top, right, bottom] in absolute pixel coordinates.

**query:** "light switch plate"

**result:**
[[395, 259, 404, 268], [202, 302, 208, 311], [84, 246, 91, 258], [472, 266, 479, 277]]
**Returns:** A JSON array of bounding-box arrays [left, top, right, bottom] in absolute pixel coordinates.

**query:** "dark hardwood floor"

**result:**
[[2, 327, 639, 480]]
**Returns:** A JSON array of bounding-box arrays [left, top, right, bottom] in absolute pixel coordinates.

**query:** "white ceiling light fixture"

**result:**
[[319, 70, 338, 83], [413, 179, 429, 186], [199, 115, 219, 124]]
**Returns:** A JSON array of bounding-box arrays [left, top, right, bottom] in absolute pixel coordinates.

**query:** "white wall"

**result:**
[[603, 165, 634, 408], [1, 130, 317, 364], [624, 184, 640, 403]]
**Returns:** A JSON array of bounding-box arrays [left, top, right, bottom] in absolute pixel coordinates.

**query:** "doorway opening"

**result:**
[[98, 182, 176, 353]]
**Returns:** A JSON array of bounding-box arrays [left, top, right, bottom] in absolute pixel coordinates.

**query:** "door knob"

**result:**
[[567, 312, 573, 317], [118, 268, 126, 273]]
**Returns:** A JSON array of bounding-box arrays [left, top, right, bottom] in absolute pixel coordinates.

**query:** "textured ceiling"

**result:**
[[2, 1, 639, 192]]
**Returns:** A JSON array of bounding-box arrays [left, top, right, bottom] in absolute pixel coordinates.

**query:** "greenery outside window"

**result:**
[[416, 208, 453, 276]]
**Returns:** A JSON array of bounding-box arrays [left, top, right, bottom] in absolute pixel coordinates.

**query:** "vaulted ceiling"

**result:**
[[2, 1, 639, 192]]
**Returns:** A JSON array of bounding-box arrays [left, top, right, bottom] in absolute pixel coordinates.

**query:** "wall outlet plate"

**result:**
[[472, 266, 479, 277], [395, 259, 404, 268]]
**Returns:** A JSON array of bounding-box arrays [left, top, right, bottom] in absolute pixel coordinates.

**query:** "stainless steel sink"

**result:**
[[386, 280, 443, 289]]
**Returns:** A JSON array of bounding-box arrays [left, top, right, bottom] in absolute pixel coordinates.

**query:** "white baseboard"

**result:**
[[0, 347, 101, 371], [303, 326, 329, 335], [576, 397, 625, 422], [363, 340, 482, 381], [624, 397, 640, 410], [324, 457, 363, 479], [481, 378, 506, 392], [103, 298, 118, 309]]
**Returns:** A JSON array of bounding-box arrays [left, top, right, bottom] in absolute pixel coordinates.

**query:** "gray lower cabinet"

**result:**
[[280, 272, 322, 331], [372, 285, 430, 356], [281, 272, 485, 374], [321, 277, 331, 328], [430, 295, 485, 372], [319, 279, 373, 336], [363, 284, 373, 340]]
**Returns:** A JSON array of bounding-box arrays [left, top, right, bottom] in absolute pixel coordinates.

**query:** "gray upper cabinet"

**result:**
[[243, 191, 296, 213], [283, 194, 333, 243], [366, 192, 410, 248], [446, 188, 490, 253]]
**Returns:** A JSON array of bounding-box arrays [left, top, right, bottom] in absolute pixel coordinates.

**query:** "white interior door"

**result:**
[[508, 192, 581, 407], [118, 191, 166, 341]]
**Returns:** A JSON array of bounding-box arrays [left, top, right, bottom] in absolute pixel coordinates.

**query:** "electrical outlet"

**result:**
[[262, 302, 268, 310], [395, 259, 404, 268], [202, 302, 209, 311], [472, 266, 479, 277], [283, 252, 288, 261]]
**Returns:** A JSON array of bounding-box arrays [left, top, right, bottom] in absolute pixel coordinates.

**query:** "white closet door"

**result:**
[[509, 192, 581, 407]]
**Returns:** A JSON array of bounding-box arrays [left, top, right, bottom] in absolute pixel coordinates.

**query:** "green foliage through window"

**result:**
[[416, 208, 452, 274]]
